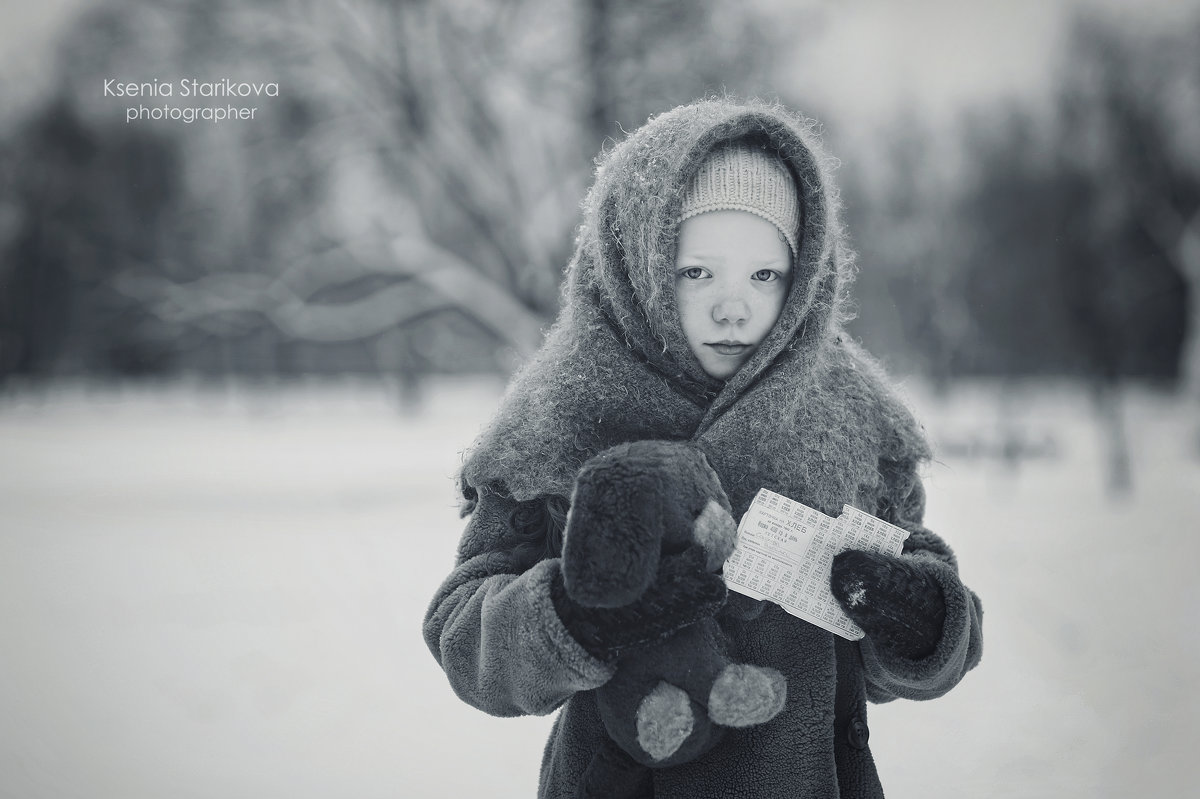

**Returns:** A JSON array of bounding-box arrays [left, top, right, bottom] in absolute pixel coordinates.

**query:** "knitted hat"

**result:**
[[679, 141, 801, 257]]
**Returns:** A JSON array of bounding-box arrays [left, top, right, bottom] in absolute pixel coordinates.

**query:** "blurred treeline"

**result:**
[[844, 12, 1200, 396], [1, 1, 1197, 400]]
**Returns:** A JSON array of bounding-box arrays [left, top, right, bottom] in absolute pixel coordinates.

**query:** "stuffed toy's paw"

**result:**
[[635, 681, 699, 762], [830, 550, 946, 659], [552, 545, 727, 662], [706, 664, 787, 728]]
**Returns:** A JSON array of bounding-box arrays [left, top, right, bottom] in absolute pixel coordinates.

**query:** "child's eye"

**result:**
[[752, 269, 780, 282], [678, 266, 709, 280]]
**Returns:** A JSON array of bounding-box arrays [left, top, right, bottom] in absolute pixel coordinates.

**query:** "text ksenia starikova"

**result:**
[[103, 79, 280, 98]]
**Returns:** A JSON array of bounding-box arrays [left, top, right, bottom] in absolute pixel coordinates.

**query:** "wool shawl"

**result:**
[[461, 98, 930, 519]]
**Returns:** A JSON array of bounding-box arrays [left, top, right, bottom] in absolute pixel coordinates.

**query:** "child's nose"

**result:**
[[713, 297, 750, 324]]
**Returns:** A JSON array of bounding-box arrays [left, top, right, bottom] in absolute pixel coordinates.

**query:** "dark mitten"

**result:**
[[552, 545, 727, 662], [830, 550, 946, 660]]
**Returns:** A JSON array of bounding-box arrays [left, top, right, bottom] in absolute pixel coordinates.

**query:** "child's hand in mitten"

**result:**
[[551, 544, 727, 662], [830, 550, 946, 659]]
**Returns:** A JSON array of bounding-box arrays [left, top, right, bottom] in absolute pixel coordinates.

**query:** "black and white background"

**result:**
[[1, 1, 1198, 796]]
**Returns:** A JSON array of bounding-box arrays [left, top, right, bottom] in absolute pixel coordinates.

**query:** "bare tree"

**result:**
[[1053, 13, 1199, 489], [4, 0, 813, 389]]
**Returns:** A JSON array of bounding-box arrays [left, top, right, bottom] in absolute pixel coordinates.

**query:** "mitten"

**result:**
[[830, 549, 946, 659], [551, 545, 728, 662]]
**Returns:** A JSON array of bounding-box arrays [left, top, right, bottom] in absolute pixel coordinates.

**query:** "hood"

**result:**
[[567, 98, 853, 424], [461, 98, 866, 502]]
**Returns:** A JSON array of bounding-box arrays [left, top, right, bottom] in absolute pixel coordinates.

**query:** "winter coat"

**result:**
[[423, 98, 983, 798]]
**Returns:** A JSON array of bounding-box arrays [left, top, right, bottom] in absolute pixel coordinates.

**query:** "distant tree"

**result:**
[[0, 98, 184, 380], [251, 0, 792, 359], [843, 114, 974, 388], [1053, 13, 1198, 489], [579, 0, 789, 149], [1052, 14, 1195, 386], [1, 0, 340, 381]]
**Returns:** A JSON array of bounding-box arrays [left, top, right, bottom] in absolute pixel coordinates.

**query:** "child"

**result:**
[[423, 97, 983, 798]]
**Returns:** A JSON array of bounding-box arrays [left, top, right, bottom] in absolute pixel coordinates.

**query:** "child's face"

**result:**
[[674, 210, 793, 380]]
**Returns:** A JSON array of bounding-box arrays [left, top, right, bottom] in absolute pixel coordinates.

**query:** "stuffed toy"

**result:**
[[551, 440, 788, 771]]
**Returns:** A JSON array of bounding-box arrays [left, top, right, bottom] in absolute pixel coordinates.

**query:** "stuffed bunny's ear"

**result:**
[[563, 463, 665, 608]]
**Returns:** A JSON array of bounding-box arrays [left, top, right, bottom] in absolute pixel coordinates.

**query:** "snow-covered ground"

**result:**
[[1, 378, 1197, 798]]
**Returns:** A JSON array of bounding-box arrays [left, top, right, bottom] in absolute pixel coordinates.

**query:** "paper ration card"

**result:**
[[723, 488, 910, 640]]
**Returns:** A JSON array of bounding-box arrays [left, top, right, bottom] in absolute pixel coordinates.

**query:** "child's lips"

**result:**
[[707, 342, 751, 356]]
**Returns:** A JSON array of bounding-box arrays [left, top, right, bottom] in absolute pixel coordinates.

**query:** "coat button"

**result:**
[[847, 716, 870, 750]]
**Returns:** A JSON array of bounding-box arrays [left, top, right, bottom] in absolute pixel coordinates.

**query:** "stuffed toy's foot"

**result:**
[[707, 664, 787, 728], [631, 667, 786, 764], [636, 682, 696, 762]]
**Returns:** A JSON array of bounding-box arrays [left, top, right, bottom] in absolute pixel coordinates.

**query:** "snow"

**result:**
[[1, 378, 1197, 798]]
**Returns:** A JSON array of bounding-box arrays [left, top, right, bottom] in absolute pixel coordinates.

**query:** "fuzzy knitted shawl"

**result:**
[[462, 98, 927, 519]]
